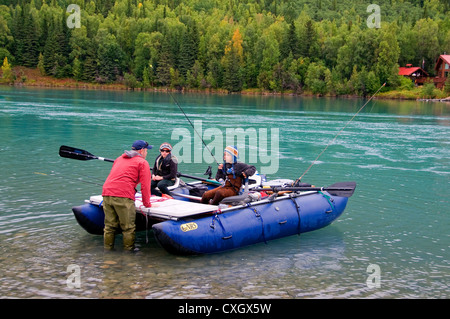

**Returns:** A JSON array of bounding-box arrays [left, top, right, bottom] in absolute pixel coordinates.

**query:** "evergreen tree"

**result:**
[[82, 44, 98, 82], [179, 23, 199, 79], [10, 5, 25, 66], [42, 12, 71, 77], [287, 21, 299, 59], [21, 6, 39, 67], [186, 60, 204, 88], [157, 39, 173, 86], [206, 57, 223, 89], [299, 20, 318, 59], [42, 19, 58, 75], [96, 30, 125, 83], [39, 14, 49, 54]]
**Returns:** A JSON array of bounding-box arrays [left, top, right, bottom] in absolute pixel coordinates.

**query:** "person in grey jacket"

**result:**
[[151, 143, 178, 196]]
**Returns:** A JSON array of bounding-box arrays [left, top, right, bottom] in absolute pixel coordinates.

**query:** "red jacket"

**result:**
[[102, 151, 151, 207]]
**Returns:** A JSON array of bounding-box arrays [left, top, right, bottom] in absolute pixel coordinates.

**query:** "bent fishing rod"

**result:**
[[295, 82, 386, 184], [169, 93, 220, 166]]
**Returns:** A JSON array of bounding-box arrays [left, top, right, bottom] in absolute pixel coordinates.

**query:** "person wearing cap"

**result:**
[[151, 142, 178, 196], [201, 145, 256, 205], [102, 140, 153, 251]]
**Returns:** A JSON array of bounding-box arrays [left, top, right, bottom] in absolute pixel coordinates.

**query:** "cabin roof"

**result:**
[[398, 66, 428, 76], [435, 55, 450, 70]]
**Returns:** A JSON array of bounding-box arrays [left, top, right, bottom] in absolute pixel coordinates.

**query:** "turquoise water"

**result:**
[[0, 87, 448, 298]]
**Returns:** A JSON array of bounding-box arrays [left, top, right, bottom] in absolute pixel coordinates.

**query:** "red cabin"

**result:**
[[434, 55, 450, 89], [398, 64, 429, 86]]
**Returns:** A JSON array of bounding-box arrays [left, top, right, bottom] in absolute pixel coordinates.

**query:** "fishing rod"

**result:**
[[295, 82, 386, 184], [169, 93, 220, 166]]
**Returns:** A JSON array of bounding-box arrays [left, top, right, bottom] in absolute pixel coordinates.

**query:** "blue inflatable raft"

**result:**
[[72, 178, 355, 254]]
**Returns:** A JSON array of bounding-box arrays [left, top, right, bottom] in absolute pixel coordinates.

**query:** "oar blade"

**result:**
[[325, 181, 356, 198], [59, 145, 97, 161]]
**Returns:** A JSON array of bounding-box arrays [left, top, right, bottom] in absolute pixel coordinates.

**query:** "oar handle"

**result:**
[[97, 157, 114, 163]]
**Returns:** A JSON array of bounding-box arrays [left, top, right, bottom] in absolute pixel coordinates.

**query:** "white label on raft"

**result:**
[[180, 222, 198, 232]]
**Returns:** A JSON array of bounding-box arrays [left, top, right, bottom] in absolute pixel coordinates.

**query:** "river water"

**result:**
[[0, 87, 448, 299]]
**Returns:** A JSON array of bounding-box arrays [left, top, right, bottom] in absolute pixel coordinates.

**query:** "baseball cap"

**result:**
[[131, 140, 153, 150]]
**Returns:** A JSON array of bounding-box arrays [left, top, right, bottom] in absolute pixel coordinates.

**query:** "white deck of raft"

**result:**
[[88, 194, 218, 220], [87, 179, 313, 220]]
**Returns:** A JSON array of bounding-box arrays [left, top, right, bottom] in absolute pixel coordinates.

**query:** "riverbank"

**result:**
[[2, 66, 449, 101]]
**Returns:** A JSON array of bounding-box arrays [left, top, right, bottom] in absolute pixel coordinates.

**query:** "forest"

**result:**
[[0, 0, 449, 96]]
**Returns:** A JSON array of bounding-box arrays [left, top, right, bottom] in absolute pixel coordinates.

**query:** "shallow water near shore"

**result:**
[[0, 86, 448, 299]]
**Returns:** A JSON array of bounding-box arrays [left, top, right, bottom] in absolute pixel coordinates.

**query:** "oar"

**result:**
[[253, 181, 356, 198], [59, 145, 222, 186], [59, 145, 114, 162], [171, 192, 202, 202], [175, 172, 221, 185]]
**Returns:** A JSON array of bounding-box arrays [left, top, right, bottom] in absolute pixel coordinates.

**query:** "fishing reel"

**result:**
[[203, 166, 212, 179]]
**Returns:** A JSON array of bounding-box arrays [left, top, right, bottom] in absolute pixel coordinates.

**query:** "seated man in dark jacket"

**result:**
[[151, 143, 178, 196], [201, 145, 256, 205]]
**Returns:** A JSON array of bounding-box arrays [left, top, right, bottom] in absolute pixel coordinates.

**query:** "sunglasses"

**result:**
[[160, 149, 170, 153]]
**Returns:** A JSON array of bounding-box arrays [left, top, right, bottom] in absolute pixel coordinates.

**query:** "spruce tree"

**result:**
[[42, 19, 58, 75], [11, 5, 25, 66], [97, 31, 124, 83], [42, 12, 71, 77], [179, 23, 199, 80], [288, 21, 299, 59], [157, 39, 173, 86], [82, 43, 98, 82], [22, 6, 39, 67]]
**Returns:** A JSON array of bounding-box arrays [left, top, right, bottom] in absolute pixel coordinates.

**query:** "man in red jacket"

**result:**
[[102, 140, 153, 251]]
